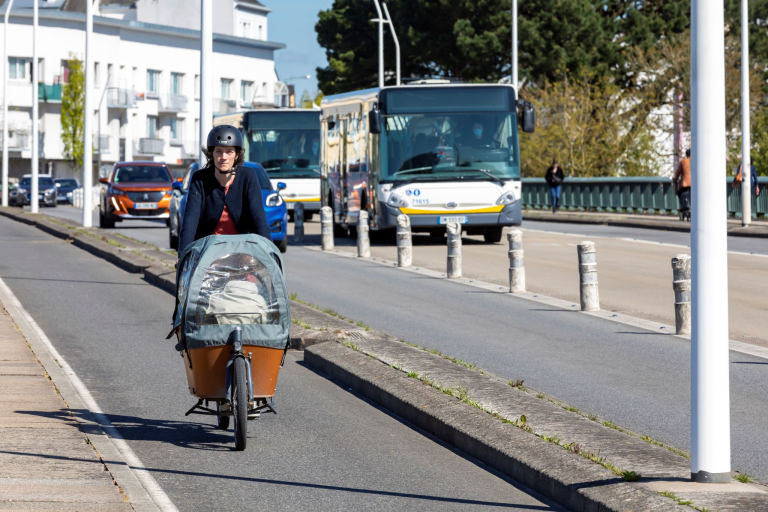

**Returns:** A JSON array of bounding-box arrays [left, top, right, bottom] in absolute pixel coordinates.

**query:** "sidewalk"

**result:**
[[2, 206, 768, 511], [0, 291, 134, 511], [522, 208, 768, 237]]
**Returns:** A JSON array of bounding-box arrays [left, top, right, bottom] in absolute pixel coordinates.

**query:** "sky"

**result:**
[[264, 0, 335, 99]]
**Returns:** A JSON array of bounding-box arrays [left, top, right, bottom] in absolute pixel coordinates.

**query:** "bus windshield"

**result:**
[[379, 87, 520, 183], [245, 112, 320, 179], [381, 112, 520, 183]]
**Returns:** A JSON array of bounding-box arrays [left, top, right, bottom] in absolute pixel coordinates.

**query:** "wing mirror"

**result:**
[[518, 100, 535, 133], [369, 108, 381, 134], [277, 182, 287, 191]]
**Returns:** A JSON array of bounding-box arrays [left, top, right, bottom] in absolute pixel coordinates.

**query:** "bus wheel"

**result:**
[[483, 227, 503, 244]]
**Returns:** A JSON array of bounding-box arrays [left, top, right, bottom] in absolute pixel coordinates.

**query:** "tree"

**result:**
[[60, 57, 84, 170]]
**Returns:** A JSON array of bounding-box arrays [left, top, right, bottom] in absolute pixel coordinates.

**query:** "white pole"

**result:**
[[690, 0, 731, 483], [82, 0, 93, 227], [372, 0, 384, 88], [2, 0, 16, 207], [740, 0, 751, 226], [199, 0, 212, 165], [381, 2, 399, 86], [511, 0, 518, 92], [30, 0, 38, 213]]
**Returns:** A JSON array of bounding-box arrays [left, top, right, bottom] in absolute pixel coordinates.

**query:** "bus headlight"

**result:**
[[386, 193, 408, 208], [266, 192, 284, 207], [495, 191, 516, 205]]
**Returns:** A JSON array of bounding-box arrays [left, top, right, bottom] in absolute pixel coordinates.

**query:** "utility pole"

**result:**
[[511, 0, 518, 92], [690, 0, 731, 483], [2, 0, 16, 207], [381, 2, 400, 86], [31, 0, 38, 213], [82, 0, 94, 227], [740, 0, 751, 226], [372, 0, 384, 88], [199, 0, 212, 165]]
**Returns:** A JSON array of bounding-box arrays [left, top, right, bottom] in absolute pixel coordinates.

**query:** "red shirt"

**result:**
[[213, 183, 239, 235]]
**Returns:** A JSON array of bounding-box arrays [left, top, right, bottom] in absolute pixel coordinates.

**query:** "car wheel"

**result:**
[[169, 233, 178, 250], [276, 237, 287, 253], [99, 208, 115, 229]]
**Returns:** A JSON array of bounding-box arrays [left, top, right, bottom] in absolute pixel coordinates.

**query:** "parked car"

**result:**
[[169, 161, 288, 252], [99, 161, 174, 229], [54, 178, 81, 204], [10, 174, 57, 207], [168, 162, 199, 250]]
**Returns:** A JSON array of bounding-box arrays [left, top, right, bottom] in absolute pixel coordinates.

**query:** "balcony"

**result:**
[[214, 98, 237, 114], [93, 134, 110, 153], [107, 88, 136, 109], [159, 94, 188, 113], [0, 131, 30, 151], [38, 83, 62, 102], [136, 138, 164, 155]]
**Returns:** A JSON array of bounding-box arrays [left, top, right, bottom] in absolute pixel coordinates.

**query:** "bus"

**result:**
[[320, 83, 534, 242], [214, 109, 321, 219]]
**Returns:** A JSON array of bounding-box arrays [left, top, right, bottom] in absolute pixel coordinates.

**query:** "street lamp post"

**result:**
[[2, 0, 17, 207], [740, 0, 751, 226], [31, 0, 38, 213], [199, 0, 212, 166]]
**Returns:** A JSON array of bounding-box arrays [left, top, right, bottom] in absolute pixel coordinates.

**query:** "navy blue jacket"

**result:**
[[178, 164, 270, 253]]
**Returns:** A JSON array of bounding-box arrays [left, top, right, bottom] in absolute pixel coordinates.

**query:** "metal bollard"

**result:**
[[357, 210, 370, 258], [577, 241, 600, 311], [396, 214, 412, 267], [446, 222, 462, 278], [293, 202, 305, 243], [320, 206, 334, 251], [507, 229, 525, 293], [671, 254, 692, 335]]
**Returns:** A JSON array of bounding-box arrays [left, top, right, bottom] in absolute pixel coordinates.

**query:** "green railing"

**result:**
[[521, 177, 768, 218], [38, 83, 62, 102]]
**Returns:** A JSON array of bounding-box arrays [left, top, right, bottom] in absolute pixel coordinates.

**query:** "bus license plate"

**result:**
[[134, 202, 157, 210], [438, 216, 467, 225]]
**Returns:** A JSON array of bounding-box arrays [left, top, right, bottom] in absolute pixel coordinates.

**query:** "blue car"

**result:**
[[170, 162, 288, 252]]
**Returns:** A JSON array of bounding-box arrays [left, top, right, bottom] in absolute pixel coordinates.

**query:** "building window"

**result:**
[[9, 57, 29, 80], [220, 78, 233, 99], [258, 24, 264, 39], [147, 69, 160, 96], [240, 81, 253, 104], [194, 74, 199, 98], [170, 118, 182, 142], [147, 115, 158, 138], [94, 62, 100, 85], [171, 72, 183, 95], [240, 21, 251, 38]]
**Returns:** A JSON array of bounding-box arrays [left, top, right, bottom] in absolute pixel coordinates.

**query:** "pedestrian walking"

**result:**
[[673, 148, 691, 221], [734, 158, 761, 197], [545, 158, 564, 213]]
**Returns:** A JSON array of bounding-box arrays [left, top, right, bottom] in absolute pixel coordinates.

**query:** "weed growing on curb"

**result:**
[[621, 470, 641, 482], [736, 472, 751, 483], [656, 491, 712, 511]]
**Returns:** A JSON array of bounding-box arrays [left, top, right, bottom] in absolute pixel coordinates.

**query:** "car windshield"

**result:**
[[20, 177, 55, 188], [55, 179, 78, 187], [114, 166, 171, 183]]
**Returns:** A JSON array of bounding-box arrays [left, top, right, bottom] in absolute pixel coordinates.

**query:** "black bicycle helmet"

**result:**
[[207, 124, 242, 149]]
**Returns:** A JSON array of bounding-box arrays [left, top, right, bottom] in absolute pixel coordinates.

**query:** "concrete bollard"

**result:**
[[507, 229, 525, 293], [446, 222, 462, 278], [577, 241, 600, 311], [357, 210, 370, 258], [293, 202, 305, 243], [396, 214, 412, 267], [671, 254, 692, 335], [320, 206, 334, 251]]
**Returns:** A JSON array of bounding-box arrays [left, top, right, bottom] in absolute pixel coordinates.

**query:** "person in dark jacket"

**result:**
[[178, 125, 270, 255], [545, 158, 564, 213]]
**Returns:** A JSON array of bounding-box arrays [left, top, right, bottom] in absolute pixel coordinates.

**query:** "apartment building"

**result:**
[[1, 0, 286, 179]]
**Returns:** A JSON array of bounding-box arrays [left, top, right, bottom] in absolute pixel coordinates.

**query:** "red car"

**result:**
[[99, 161, 175, 228]]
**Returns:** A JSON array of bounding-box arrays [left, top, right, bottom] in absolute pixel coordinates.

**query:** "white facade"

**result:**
[[0, 2, 284, 179]]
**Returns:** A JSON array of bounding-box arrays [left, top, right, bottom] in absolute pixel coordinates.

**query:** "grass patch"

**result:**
[[735, 472, 751, 483]]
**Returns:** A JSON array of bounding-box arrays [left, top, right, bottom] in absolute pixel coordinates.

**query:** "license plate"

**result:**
[[134, 202, 157, 210], [438, 215, 468, 225]]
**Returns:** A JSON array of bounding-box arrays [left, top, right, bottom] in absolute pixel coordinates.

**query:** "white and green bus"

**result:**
[[320, 83, 534, 242], [215, 109, 321, 219]]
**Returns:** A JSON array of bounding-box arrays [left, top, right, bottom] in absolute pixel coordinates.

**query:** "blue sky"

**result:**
[[265, 0, 335, 99]]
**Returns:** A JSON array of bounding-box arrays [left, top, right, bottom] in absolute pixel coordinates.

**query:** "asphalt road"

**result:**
[[0, 216, 559, 512], [279, 246, 768, 483]]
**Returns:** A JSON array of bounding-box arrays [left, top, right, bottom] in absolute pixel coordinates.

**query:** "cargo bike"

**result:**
[[170, 234, 291, 450]]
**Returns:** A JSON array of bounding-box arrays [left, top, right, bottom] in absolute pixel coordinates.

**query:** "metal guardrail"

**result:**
[[521, 177, 768, 218]]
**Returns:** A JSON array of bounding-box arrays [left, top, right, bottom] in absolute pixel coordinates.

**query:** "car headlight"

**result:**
[[110, 187, 125, 196], [265, 192, 284, 207], [495, 191, 516, 205], [44, 188, 56, 195], [386, 192, 408, 208]]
